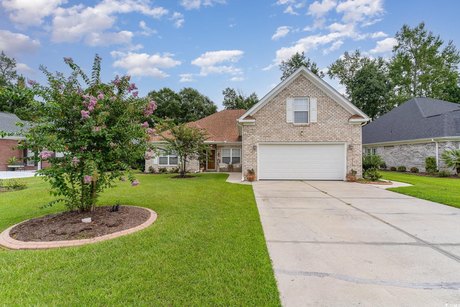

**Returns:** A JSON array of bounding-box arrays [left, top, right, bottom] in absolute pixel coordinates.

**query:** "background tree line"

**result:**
[[280, 22, 460, 119], [2, 22, 459, 123]]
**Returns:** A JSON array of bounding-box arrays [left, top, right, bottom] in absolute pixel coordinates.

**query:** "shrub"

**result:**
[[362, 154, 383, 171], [380, 161, 387, 170], [410, 167, 419, 173], [397, 166, 406, 172], [19, 55, 155, 212], [158, 167, 168, 173], [363, 169, 382, 181], [438, 170, 451, 177], [425, 156, 437, 174], [169, 167, 180, 174], [441, 149, 460, 174], [0, 179, 27, 191], [390, 166, 397, 171], [148, 166, 156, 174]]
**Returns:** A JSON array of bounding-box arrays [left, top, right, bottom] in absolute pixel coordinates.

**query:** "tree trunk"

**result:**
[[181, 155, 187, 178]]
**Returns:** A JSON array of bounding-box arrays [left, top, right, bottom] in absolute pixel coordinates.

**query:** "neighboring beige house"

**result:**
[[146, 67, 369, 180]]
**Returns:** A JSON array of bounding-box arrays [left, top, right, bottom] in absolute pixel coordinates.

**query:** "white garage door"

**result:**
[[258, 143, 346, 180]]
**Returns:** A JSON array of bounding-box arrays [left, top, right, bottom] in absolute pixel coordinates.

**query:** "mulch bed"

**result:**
[[10, 206, 150, 242], [356, 180, 392, 185]]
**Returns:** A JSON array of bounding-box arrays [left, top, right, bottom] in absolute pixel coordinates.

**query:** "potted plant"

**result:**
[[7, 157, 23, 171], [246, 169, 256, 182], [346, 169, 357, 182]]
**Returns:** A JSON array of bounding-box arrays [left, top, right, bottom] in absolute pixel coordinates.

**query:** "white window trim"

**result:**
[[292, 97, 310, 124], [158, 153, 178, 166], [221, 148, 241, 164]]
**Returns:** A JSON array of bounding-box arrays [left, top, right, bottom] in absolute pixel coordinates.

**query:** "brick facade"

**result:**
[[366, 141, 460, 173], [241, 74, 363, 179], [0, 139, 23, 171]]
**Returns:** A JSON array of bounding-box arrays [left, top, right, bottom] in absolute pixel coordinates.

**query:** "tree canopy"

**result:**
[[279, 52, 325, 81], [389, 22, 460, 103], [0, 51, 35, 120], [222, 87, 259, 110], [147, 87, 217, 124], [329, 50, 392, 119]]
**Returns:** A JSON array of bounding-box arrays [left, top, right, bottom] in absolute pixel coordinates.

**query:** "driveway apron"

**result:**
[[253, 180, 460, 307]]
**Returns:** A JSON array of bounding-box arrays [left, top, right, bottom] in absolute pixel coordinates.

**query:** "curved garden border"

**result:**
[[0, 206, 157, 250]]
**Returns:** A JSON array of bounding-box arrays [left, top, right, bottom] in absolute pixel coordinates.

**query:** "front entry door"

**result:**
[[207, 149, 216, 170]]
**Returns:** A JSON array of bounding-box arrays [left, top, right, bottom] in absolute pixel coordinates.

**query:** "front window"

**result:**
[[222, 148, 241, 164], [158, 151, 178, 166], [293, 98, 309, 124], [365, 148, 377, 155]]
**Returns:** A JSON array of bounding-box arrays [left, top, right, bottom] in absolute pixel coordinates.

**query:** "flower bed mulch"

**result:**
[[356, 179, 393, 185], [10, 206, 150, 242]]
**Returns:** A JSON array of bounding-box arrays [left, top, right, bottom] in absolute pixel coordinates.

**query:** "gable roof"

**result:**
[[0, 112, 27, 136], [363, 97, 460, 144], [151, 109, 245, 143], [238, 66, 369, 123]]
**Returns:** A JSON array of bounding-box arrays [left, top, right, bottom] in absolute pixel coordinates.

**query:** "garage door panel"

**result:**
[[258, 144, 345, 180]]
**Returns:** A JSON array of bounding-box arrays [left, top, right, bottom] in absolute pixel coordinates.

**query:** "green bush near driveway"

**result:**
[[0, 174, 280, 306]]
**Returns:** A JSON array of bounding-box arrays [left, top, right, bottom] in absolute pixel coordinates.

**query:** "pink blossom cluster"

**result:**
[[128, 83, 137, 93], [112, 75, 121, 86], [84, 175, 92, 184], [71, 156, 80, 166], [131, 180, 139, 186], [144, 100, 157, 117], [27, 79, 37, 86], [141, 121, 149, 128], [39, 151, 53, 159], [146, 128, 154, 135]]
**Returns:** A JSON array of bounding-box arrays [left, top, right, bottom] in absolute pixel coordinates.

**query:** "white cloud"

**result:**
[[180, 0, 226, 10], [323, 40, 343, 54], [336, 0, 384, 24], [370, 31, 387, 38], [308, 0, 337, 18], [230, 76, 244, 82], [191, 50, 244, 77], [1, 0, 65, 26], [179, 73, 195, 82], [112, 51, 181, 78], [16, 62, 34, 75], [0, 30, 40, 55], [50, 0, 168, 46], [272, 26, 291, 40], [284, 5, 298, 15], [171, 12, 185, 28], [139, 20, 157, 36], [370, 37, 397, 54], [85, 31, 133, 46]]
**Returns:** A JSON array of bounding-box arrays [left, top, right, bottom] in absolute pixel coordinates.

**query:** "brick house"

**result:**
[[363, 97, 460, 173], [0, 112, 39, 171], [146, 67, 369, 180]]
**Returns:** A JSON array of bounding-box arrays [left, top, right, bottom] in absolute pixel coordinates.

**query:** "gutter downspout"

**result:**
[[432, 138, 439, 169]]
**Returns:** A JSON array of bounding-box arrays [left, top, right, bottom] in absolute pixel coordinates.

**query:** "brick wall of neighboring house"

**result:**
[[0, 139, 22, 171], [241, 74, 363, 178], [365, 141, 460, 173]]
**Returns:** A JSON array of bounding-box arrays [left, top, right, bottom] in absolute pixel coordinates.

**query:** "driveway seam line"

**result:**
[[302, 181, 460, 264]]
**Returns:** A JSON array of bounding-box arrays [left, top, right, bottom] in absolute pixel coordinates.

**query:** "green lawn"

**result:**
[[0, 174, 280, 306], [381, 171, 460, 209]]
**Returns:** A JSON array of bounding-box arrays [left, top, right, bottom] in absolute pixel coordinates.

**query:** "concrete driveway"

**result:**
[[253, 181, 460, 306]]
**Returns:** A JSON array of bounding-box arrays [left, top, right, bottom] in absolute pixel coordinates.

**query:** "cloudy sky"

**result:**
[[1, 0, 459, 108]]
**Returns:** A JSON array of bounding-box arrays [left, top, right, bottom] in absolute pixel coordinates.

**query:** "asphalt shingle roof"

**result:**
[[0, 112, 27, 135], [363, 98, 460, 144], [151, 109, 245, 143]]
